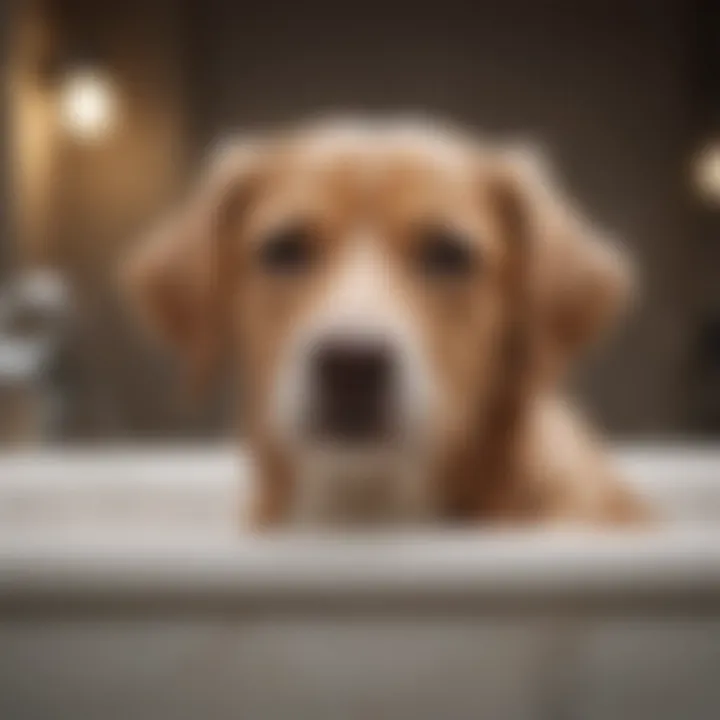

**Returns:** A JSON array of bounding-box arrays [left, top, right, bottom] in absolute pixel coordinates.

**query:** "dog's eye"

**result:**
[[415, 228, 476, 277], [258, 226, 315, 273]]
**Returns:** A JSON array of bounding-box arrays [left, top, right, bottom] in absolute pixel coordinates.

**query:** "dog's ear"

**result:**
[[122, 140, 261, 387], [492, 146, 635, 379]]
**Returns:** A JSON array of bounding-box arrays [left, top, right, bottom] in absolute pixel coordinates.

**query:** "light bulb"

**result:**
[[59, 69, 117, 141], [693, 142, 720, 205]]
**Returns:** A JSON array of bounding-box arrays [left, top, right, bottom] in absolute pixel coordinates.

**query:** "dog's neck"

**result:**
[[290, 447, 438, 528]]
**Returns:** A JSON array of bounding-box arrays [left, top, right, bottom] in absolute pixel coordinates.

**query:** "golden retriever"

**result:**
[[125, 118, 648, 528]]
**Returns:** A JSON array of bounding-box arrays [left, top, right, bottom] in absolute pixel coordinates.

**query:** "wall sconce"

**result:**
[[58, 67, 117, 142], [693, 141, 720, 206]]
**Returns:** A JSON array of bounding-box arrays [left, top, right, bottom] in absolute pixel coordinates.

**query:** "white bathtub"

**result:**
[[0, 445, 719, 720]]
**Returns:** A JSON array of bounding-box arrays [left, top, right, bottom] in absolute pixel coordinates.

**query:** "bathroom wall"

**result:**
[[5, 0, 200, 439], [4, 0, 717, 439]]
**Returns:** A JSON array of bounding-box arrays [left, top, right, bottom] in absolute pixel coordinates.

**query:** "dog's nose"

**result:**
[[312, 338, 396, 442]]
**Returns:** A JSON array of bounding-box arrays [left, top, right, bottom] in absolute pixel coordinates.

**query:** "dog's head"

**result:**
[[125, 119, 631, 518]]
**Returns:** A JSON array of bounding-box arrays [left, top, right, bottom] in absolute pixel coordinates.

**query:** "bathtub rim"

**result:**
[[1, 531, 720, 617]]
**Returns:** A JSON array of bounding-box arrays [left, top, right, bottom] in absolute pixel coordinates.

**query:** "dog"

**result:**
[[124, 118, 649, 528]]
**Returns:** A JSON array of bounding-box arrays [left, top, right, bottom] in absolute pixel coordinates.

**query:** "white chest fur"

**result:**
[[291, 449, 439, 528]]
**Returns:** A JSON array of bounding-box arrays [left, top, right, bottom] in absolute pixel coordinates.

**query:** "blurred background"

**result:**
[[0, 0, 718, 445]]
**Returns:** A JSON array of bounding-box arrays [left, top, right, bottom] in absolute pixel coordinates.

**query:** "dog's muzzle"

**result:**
[[272, 243, 435, 454]]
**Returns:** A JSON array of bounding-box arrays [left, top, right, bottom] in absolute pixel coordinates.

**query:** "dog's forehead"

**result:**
[[279, 122, 479, 182], [248, 123, 503, 225]]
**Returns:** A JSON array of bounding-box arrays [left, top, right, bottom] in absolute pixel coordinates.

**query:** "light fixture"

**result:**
[[58, 68, 117, 141], [693, 141, 720, 205]]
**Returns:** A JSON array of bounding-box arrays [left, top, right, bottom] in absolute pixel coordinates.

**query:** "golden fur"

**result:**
[[125, 119, 648, 528]]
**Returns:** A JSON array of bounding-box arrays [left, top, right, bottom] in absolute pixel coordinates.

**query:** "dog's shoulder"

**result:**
[[491, 396, 651, 525]]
